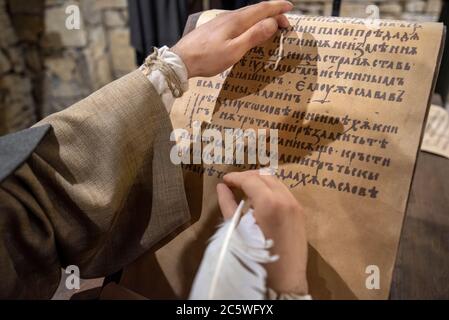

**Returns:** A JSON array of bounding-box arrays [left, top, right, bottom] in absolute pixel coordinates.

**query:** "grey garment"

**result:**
[[0, 125, 50, 184], [128, 0, 188, 64]]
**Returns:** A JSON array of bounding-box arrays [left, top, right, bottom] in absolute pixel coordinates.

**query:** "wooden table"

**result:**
[[391, 151, 449, 299]]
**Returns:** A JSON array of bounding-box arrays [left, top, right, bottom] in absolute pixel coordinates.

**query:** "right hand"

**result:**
[[171, 1, 293, 78], [217, 170, 309, 296]]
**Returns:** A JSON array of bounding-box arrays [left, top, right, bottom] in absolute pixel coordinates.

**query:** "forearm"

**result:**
[[0, 54, 190, 299]]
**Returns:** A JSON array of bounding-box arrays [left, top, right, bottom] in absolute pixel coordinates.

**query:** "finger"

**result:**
[[223, 173, 273, 202], [233, 170, 289, 194], [227, 170, 260, 177], [229, 17, 279, 59], [259, 174, 287, 191], [226, 170, 272, 190], [275, 14, 291, 29], [224, 170, 261, 183], [217, 183, 238, 219], [228, 170, 293, 201], [234, 1, 293, 31]]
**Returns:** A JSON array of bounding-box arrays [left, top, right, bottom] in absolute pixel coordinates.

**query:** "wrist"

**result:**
[[170, 45, 200, 79]]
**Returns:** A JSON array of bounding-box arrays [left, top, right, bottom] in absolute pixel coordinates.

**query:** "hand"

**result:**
[[171, 1, 293, 78], [217, 170, 308, 295]]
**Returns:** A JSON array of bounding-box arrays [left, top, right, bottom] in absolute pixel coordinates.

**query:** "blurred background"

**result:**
[[0, 0, 446, 137]]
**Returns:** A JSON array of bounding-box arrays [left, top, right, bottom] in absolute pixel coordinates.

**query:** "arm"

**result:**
[[0, 69, 190, 299], [219, 170, 310, 299], [0, 1, 293, 299]]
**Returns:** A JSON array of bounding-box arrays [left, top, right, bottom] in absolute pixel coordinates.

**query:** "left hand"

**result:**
[[171, 1, 292, 78], [217, 170, 309, 296]]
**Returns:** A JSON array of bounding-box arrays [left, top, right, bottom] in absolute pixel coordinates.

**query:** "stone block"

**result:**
[[85, 53, 112, 89], [104, 10, 126, 27], [426, 0, 443, 14], [108, 29, 136, 76], [11, 14, 44, 42], [45, 6, 87, 47], [6, 47, 25, 73], [0, 50, 10, 74], [340, 3, 369, 18], [95, 0, 127, 10], [379, 3, 403, 15], [1, 75, 32, 97], [25, 46, 43, 72], [0, 75, 36, 133], [88, 26, 106, 58], [401, 12, 439, 22], [45, 55, 76, 81], [405, 0, 427, 13], [80, 0, 102, 25], [0, 10, 18, 46]]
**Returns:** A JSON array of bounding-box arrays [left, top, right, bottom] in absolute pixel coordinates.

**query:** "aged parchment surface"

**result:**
[[151, 12, 444, 299]]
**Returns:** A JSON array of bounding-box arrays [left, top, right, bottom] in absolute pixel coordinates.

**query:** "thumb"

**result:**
[[230, 17, 279, 59], [217, 183, 238, 220]]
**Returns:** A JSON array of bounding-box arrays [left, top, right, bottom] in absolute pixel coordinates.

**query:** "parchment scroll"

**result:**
[[151, 12, 444, 299]]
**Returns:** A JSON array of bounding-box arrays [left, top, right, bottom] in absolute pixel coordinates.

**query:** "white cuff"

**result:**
[[140, 46, 189, 113]]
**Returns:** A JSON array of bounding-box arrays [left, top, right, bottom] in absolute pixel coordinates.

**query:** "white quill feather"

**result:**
[[189, 201, 278, 300]]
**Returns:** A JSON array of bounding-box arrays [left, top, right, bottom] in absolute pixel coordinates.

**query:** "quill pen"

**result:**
[[189, 200, 278, 300]]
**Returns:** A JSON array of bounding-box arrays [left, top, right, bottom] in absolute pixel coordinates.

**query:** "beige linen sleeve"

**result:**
[[0, 70, 190, 299]]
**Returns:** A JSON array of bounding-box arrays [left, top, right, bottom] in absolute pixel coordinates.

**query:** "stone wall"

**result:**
[[42, 0, 135, 117], [291, 0, 443, 22], [0, 0, 40, 135], [0, 0, 136, 134]]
